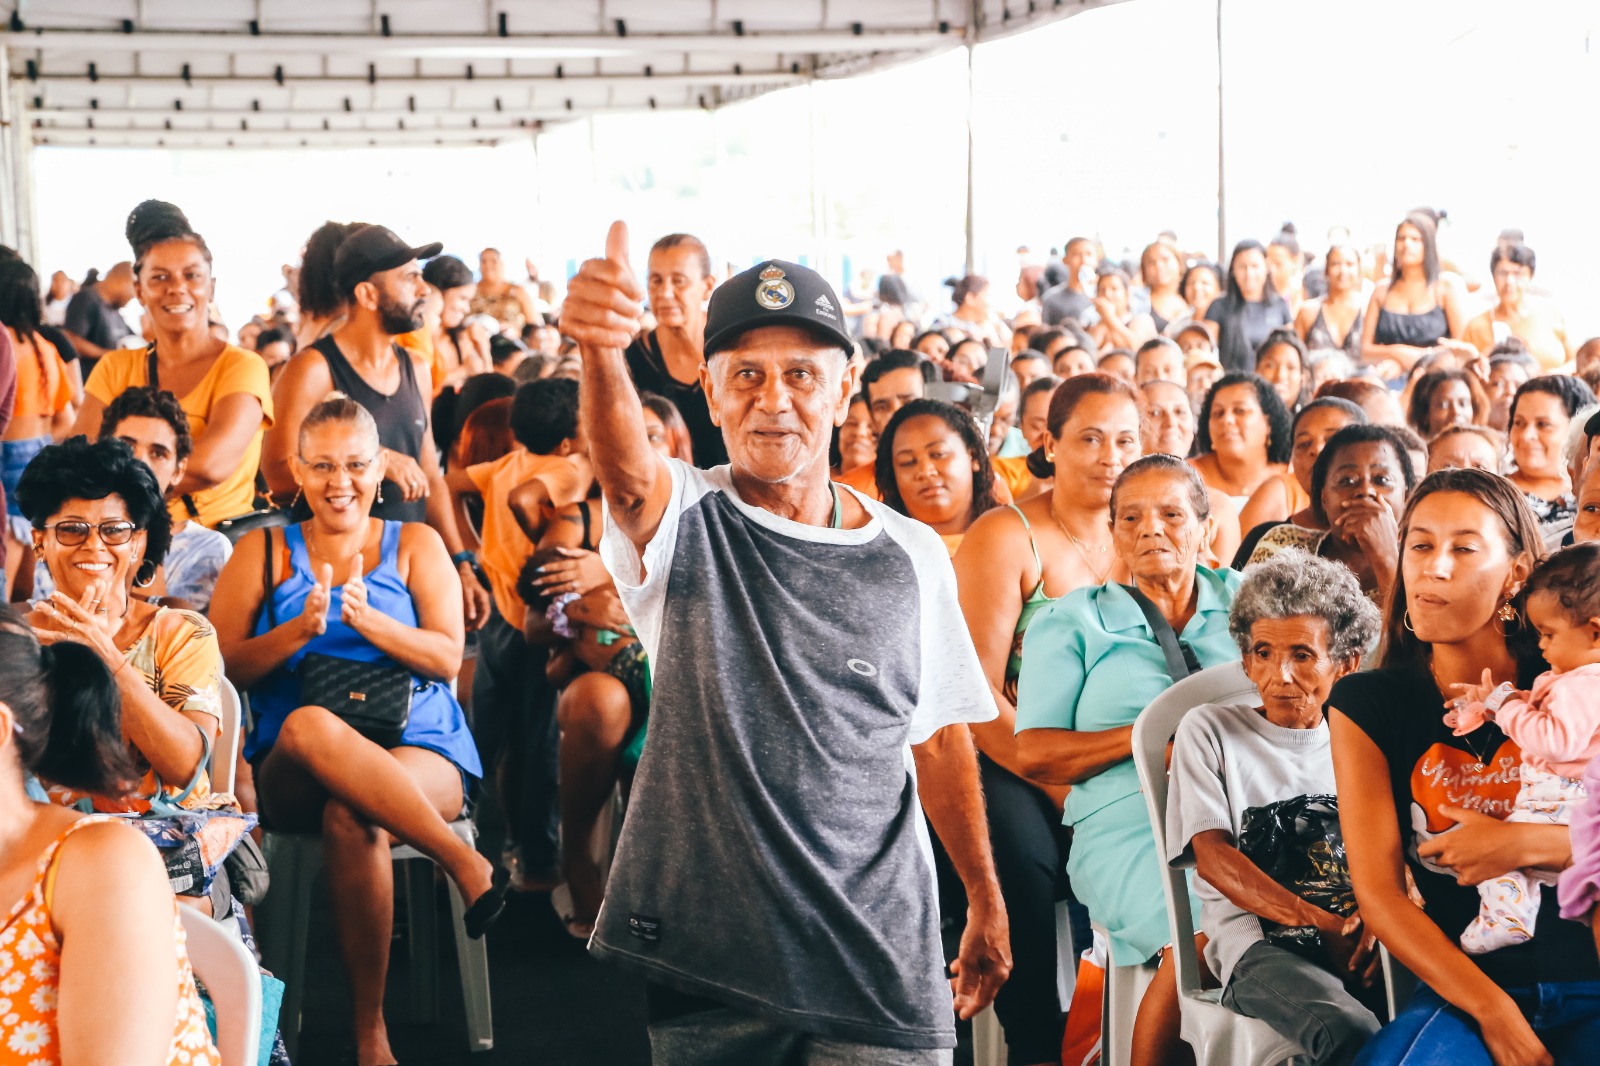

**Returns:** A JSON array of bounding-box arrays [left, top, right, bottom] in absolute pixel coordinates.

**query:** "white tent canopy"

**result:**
[[2, 0, 1118, 149], [0, 0, 1123, 261]]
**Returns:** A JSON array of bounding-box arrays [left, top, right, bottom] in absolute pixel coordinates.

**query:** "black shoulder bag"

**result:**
[[263, 527, 412, 748], [1122, 584, 1203, 684]]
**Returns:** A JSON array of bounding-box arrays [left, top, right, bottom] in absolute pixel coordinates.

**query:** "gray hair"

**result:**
[[1565, 402, 1599, 472], [1229, 549, 1380, 664]]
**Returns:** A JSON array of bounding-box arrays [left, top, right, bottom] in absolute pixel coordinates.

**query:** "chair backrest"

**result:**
[[1131, 660, 1258, 998], [179, 906, 262, 1066], [214, 677, 244, 796]]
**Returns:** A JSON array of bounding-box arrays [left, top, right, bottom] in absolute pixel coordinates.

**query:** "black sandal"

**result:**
[[463, 871, 509, 939]]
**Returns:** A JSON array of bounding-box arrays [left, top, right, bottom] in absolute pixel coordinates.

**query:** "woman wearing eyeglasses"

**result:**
[[16, 435, 224, 816], [211, 393, 501, 1066]]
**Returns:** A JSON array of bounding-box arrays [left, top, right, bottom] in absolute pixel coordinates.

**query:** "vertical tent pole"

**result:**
[[1215, 0, 1226, 263], [964, 2, 978, 276], [0, 47, 17, 256]]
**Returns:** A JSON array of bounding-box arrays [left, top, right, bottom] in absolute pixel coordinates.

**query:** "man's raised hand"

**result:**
[[563, 220, 644, 355]]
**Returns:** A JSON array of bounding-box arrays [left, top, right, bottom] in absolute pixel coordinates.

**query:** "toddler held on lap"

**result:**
[[1443, 542, 1600, 953]]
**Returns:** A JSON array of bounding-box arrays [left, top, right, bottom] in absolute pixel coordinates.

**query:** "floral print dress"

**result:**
[[0, 817, 219, 1065]]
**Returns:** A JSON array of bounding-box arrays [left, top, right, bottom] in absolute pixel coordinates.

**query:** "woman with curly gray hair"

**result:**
[[1167, 550, 1383, 1066]]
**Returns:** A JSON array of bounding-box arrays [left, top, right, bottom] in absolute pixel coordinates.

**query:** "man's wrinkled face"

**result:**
[[703, 325, 856, 485]]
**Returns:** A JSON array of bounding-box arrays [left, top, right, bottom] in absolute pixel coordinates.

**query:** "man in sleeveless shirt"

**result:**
[[566, 221, 1011, 1065], [263, 224, 492, 630]]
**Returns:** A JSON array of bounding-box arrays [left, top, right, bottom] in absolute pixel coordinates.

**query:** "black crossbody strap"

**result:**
[[262, 526, 277, 629], [1123, 584, 1197, 684], [146, 344, 201, 519]]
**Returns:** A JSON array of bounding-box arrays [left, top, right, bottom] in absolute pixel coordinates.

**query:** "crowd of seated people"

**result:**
[[4, 198, 1600, 1066]]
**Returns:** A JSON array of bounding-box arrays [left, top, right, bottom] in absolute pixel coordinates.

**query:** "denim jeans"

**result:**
[[1355, 981, 1600, 1065]]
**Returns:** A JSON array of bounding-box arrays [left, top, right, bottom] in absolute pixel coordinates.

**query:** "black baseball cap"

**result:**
[[702, 259, 855, 360], [334, 224, 443, 297]]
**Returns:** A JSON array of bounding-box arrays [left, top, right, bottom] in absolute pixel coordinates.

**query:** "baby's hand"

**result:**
[[1447, 668, 1499, 707]]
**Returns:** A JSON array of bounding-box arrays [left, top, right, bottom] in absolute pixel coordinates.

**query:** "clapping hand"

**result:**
[[33, 555, 130, 668]]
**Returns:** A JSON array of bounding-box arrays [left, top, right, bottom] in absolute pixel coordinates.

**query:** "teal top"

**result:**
[[1014, 565, 1243, 826]]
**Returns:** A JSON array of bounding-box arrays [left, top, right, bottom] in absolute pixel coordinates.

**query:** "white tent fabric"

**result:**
[[1, 0, 1122, 150]]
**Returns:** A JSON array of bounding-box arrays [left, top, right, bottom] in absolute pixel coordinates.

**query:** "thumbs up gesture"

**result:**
[[299, 562, 333, 640], [562, 220, 644, 354]]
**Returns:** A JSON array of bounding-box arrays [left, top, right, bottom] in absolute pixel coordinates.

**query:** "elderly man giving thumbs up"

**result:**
[[564, 222, 1011, 1065]]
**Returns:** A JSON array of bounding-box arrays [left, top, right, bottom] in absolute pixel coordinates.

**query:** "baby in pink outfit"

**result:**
[[1443, 544, 1600, 954]]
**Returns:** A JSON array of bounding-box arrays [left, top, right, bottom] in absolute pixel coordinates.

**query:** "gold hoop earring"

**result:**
[[1497, 601, 1522, 635]]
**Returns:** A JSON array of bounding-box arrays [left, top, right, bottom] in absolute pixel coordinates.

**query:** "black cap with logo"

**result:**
[[702, 259, 855, 360], [334, 224, 444, 297]]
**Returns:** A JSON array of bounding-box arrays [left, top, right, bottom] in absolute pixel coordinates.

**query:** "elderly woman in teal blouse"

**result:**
[[1016, 453, 1243, 1066]]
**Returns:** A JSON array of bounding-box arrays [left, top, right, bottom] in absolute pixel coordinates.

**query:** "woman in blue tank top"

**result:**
[[211, 394, 504, 1066]]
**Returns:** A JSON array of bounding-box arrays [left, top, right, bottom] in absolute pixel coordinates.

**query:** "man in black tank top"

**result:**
[[262, 223, 493, 629]]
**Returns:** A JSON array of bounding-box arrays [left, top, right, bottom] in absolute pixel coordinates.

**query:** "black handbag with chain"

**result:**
[[264, 527, 412, 748]]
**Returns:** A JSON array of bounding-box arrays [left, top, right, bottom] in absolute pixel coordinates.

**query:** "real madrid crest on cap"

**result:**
[[755, 264, 795, 311]]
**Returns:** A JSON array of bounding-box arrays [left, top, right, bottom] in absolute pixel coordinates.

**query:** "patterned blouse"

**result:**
[[0, 818, 220, 1065], [49, 607, 223, 814]]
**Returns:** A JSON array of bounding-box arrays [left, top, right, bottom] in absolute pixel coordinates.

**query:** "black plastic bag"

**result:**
[[1237, 793, 1353, 956]]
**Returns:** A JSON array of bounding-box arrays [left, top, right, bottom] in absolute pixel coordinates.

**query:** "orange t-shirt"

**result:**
[[8, 328, 73, 421], [84, 345, 274, 528], [1461, 302, 1570, 372], [467, 449, 588, 629], [395, 327, 447, 397], [991, 455, 1035, 503]]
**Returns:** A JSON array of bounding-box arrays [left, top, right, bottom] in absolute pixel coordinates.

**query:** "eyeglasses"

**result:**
[[44, 520, 138, 546], [298, 456, 378, 479]]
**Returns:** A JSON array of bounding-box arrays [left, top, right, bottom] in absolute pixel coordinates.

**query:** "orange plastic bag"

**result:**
[[1060, 951, 1104, 1066]]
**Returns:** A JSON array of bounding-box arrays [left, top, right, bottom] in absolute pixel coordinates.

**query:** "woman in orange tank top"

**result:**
[[0, 605, 219, 1065]]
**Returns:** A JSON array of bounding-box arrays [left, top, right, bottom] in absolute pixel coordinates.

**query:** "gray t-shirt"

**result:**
[[1039, 282, 1098, 327], [1166, 701, 1336, 985], [594, 460, 996, 1049]]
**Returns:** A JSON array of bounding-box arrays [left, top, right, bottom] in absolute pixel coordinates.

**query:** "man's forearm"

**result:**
[[913, 724, 1002, 908], [426, 470, 467, 554], [580, 344, 659, 515]]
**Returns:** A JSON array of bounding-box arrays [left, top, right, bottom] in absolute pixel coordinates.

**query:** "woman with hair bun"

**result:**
[[0, 604, 222, 1066], [291, 219, 360, 351], [950, 372, 1142, 1065], [935, 273, 1010, 349], [72, 200, 274, 530]]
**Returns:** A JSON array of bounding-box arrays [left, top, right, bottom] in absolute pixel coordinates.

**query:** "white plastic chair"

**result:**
[[244, 691, 493, 1059], [213, 677, 243, 795], [181, 905, 262, 1066], [1381, 946, 1417, 1022], [1096, 920, 1156, 1066], [1131, 661, 1305, 1066], [971, 1003, 1007, 1066]]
